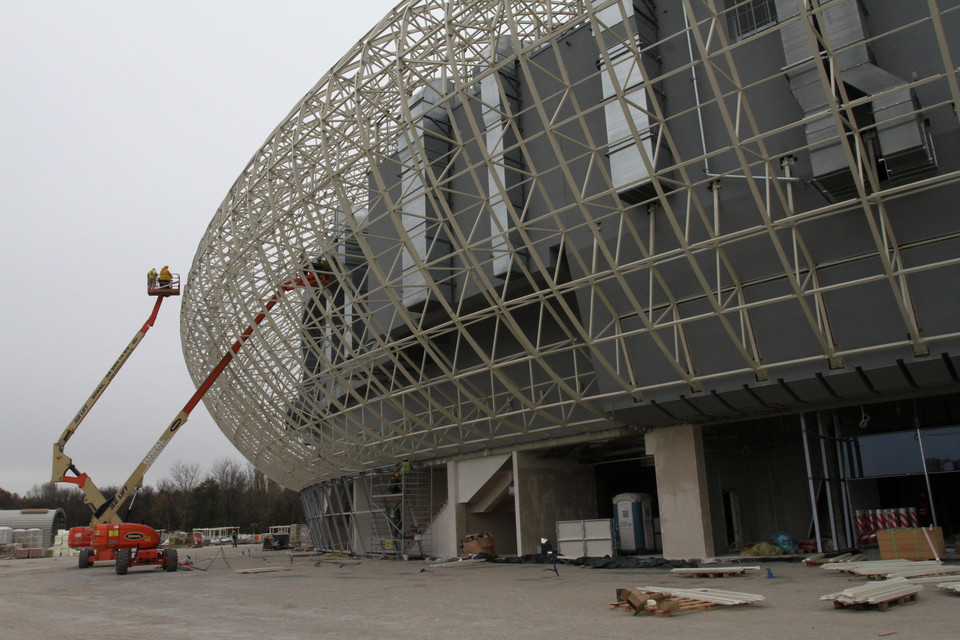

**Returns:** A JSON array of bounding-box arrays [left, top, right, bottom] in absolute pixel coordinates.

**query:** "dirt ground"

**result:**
[[2, 547, 958, 639]]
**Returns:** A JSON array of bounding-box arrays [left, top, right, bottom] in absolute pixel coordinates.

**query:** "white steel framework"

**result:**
[[182, 0, 960, 490]]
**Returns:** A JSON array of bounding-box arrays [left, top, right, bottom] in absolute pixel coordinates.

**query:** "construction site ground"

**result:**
[[2, 547, 958, 639]]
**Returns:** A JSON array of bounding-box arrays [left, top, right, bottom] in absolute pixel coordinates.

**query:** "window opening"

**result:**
[[725, 0, 778, 40]]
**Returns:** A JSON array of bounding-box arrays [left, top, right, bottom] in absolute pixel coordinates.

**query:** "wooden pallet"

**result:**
[[831, 592, 918, 611], [612, 586, 764, 617]]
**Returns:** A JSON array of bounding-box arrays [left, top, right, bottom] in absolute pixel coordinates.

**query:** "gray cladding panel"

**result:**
[[822, 279, 910, 351], [677, 297, 752, 377], [904, 262, 960, 338], [748, 293, 826, 364]]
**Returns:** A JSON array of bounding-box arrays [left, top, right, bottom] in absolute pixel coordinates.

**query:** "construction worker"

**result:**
[[399, 457, 412, 476], [158, 265, 172, 288], [388, 502, 403, 535], [147, 267, 158, 289]]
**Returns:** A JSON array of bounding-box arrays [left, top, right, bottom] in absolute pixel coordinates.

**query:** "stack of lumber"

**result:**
[[803, 552, 866, 566], [671, 566, 760, 578], [821, 577, 923, 610], [906, 574, 960, 585], [821, 559, 942, 578], [938, 581, 960, 594], [611, 586, 764, 617], [886, 564, 958, 579]]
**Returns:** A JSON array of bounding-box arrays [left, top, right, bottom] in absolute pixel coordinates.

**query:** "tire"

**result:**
[[164, 548, 178, 572], [78, 548, 92, 569], [115, 548, 130, 575]]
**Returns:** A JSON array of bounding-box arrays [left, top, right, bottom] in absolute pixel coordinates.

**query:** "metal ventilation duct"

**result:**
[[396, 80, 455, 310], [776, 0, 936, 198], [592, 0, 662, 204], [480, 39, 525, 278]]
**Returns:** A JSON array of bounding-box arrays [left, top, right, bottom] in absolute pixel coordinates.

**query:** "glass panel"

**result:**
[[847, 426, 960, 478], [922, 426, 960, 472]]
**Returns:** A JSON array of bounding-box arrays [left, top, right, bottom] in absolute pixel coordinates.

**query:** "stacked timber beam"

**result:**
[[820, 577, 923, 611], [821, 559, 951, 579], [802, 552, 866, 566]]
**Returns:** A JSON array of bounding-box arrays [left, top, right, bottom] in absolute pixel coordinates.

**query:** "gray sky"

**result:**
[[0, 0, 399, 496]]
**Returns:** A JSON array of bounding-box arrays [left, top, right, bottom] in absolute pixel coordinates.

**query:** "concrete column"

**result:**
[[646, 424, 715, 559]]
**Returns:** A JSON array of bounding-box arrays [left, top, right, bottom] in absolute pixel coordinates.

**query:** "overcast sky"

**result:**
[[0, 0, 399, 496]]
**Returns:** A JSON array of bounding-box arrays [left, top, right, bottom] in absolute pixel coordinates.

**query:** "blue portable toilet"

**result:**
[[612, 493, 655, 553]]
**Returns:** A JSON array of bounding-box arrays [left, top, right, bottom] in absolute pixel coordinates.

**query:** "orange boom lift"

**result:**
[[52, 266, 325, 574]]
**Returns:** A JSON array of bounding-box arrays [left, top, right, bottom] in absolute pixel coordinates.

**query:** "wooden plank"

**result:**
[[905, 574, 960, 585], [425, 558, 488, 568], [821, 576, 924, 607], [886, 566, 957, 579], [234, 567, 291, 574], [639, 586, 765, 605]]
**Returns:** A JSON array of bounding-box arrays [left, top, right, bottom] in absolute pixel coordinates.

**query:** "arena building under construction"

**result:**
[[182, 0, 960, 559]]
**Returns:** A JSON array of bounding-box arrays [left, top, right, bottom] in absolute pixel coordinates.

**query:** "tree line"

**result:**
[[0, 458, 304, 534]]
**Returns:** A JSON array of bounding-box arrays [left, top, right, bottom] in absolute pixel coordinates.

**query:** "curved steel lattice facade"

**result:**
[[182, 0, 960, 490]]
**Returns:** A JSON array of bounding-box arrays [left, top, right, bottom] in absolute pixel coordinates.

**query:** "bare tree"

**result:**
[[161, 461, 203, 530], [211, 457, 247, 523], [168, 461, 203, 493]]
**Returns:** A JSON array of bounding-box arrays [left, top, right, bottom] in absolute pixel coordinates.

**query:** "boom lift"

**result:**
[[53, 267, 323, 574]]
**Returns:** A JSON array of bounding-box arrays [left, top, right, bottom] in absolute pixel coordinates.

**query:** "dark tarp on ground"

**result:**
[[485, 553, 699, 569]]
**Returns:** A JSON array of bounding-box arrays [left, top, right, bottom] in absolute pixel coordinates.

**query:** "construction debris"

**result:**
[[423, 558, 488, 569], [820, 577, 923, 611], [234, 567, 291, 574], [610, 586, 765, 617], [671, 566, 760, 578]]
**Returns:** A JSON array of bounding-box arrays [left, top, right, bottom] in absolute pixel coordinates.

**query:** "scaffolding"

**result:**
[[302, 463, 438, 558]]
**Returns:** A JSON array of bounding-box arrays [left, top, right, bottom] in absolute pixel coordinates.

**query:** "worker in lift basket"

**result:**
[[158, 265, 172, 288], [147, 267, 158, 289]]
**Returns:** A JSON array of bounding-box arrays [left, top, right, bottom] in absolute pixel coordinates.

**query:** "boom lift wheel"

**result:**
[[164, 548, 178, 572], [115, 548, 131, 575], [78, 548, 92, 569]]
